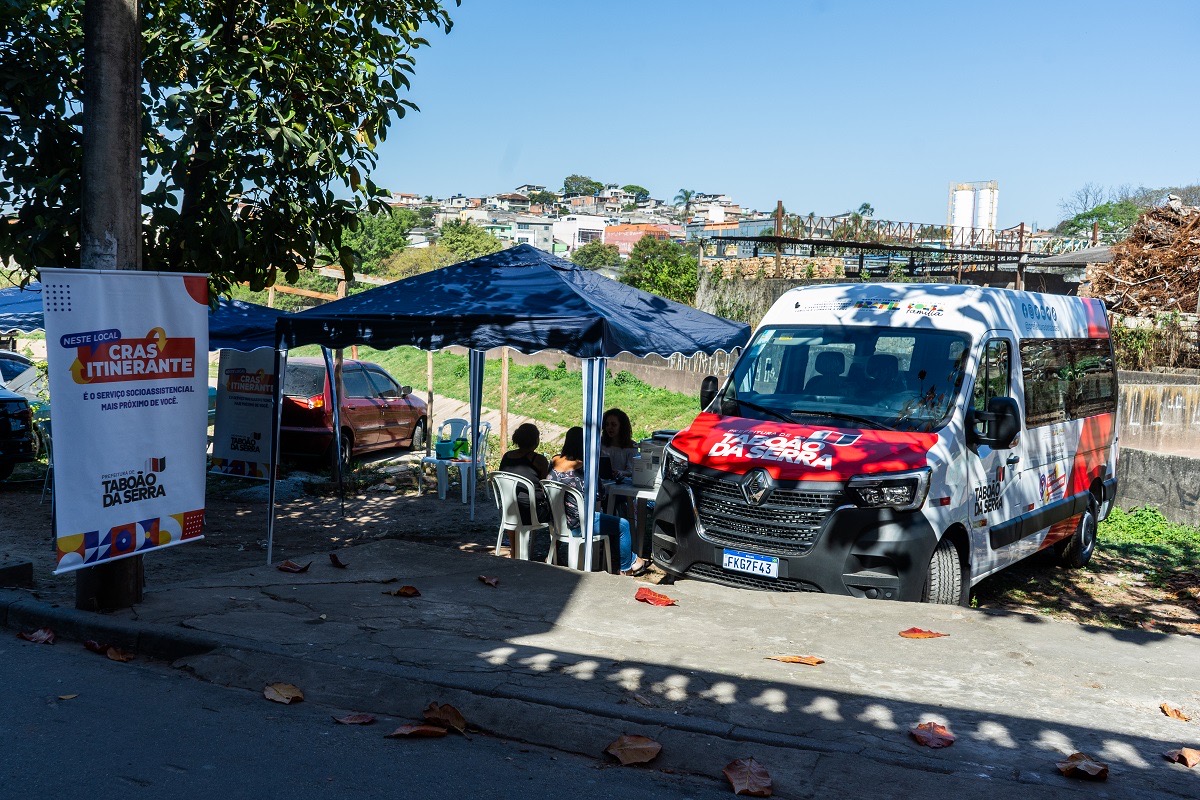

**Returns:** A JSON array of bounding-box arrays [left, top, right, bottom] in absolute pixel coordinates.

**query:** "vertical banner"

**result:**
[[41, 268, 210, 575], [210, 348, 276, 480]]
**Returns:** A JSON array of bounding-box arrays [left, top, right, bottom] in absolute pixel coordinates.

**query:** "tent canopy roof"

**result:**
[[276, 244, 750, 358], [0, 282, 283, 351]]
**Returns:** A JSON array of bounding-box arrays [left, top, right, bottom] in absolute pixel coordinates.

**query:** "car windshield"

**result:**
[[0, 357, 31, 383], [720, 325, 971, 432]]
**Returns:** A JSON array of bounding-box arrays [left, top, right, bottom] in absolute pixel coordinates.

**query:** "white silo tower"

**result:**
[[948, 181, 999, 237]]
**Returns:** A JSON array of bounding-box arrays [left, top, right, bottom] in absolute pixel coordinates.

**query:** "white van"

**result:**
[[651, 283, 1119, 604]]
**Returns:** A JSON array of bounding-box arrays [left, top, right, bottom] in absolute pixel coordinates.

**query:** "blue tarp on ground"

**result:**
[[0, 281, 282, 351], [275, 244, 751, 358]]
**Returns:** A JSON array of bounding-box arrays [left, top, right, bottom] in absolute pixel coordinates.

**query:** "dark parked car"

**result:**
[[0, 386, 36, 480], [279, 357, 427, 467]]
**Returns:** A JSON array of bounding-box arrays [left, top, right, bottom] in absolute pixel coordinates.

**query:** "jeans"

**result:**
[[572, 512, 634, 572]]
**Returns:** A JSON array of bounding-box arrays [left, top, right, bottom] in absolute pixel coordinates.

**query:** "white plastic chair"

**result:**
[[541, 479, 614, 573], [449, 421, 492, 502], [419, 417, 470, 499], [437, 417, 470, 444], [488, 471, 550, 560]]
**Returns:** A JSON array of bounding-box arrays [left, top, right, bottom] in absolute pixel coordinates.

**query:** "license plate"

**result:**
[[722, 548, 779, 579]]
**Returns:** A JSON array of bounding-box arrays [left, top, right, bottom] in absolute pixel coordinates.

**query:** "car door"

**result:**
[[339, 365, 383, 448], [963, 333, 1030, 577], [365, 367, 414, 446]]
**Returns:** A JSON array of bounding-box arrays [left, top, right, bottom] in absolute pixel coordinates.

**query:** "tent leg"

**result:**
[[323, 347, 345, 517], [266, 343, 289, 566], [468, 349, 485, 522], [581, 357, 606, 573]]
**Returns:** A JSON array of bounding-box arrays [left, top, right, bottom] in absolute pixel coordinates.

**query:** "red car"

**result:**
[[280, 357, 427, 467]]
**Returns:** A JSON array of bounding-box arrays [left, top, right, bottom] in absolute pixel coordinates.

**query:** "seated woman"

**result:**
[[601, 408, 638, 481], [498, 423, 551, 556], [548, 426, 647, 576]]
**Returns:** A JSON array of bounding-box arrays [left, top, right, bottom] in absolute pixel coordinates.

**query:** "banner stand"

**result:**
[[322, 347, 346, 517], [266, 341, 288, 566]]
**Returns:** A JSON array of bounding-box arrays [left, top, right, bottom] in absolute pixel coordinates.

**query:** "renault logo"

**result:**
[[741, 469, 773, 506]]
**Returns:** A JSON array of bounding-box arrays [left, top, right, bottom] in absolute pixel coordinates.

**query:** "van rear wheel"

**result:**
[[1056, 494, 1098, 569], [922, 538, 963, 605]]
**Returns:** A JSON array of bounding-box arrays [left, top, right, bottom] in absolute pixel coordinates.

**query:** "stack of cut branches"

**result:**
[[1091, 199, 1200, 314]]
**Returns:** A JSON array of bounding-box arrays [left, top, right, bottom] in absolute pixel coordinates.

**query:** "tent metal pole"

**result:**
[[468, 349, 485, 521], [322, 347, 345, 517], [581, 357, 606, 572], [266, 340, 288, 566]]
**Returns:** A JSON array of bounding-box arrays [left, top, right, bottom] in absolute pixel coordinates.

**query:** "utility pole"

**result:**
[[774, 200, 784, 275], [76, 0, 143, 610]]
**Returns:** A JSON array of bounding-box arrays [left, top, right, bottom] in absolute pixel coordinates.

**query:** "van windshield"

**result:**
[[720, 325, 971, 432]]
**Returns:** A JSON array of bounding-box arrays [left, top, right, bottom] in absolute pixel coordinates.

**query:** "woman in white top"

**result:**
[[600, 408, 638, 480]]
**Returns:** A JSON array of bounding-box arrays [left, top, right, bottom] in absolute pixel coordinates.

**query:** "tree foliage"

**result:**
[[621, 236, 697, 304], [674, 188, 696, 220], [0, 0, 456, 296], [380, 244, 457, 280], [437, 219, 504, 260], [527, 190, 558, 205], [1057, 200, 1143, 239], [341, 208, 417, 275], [621, 184, 649, 202], [562, 174, 603, 198], [570, 240, 621, 270]]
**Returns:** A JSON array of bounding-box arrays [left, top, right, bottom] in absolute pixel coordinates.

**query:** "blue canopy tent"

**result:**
[[273, 244, 750, 570], [0, 281, 284, 351]]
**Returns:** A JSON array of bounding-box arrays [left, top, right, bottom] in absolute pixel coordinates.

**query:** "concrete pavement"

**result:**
[[2, 538, 1198, 799]]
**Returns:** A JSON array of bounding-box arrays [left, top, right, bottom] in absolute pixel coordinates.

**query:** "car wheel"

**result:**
[[409, 418, 426, 451], [1056, 494, 1098, 569], [334, 429, 355, 474], [922, 537, 963, 605], [0, 461, 14, 481]]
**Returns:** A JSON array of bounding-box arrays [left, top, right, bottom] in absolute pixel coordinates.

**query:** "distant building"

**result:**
[[514, 184, 547, 196], [603, 223, 670, 257], [385, 192, 422, 209], [490, 215, 554, 252], [553, 215, 610, 254], [486, 193, 531, 213]]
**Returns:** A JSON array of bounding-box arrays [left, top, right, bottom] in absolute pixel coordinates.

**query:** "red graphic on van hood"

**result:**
[[670, 413, 938, 482]]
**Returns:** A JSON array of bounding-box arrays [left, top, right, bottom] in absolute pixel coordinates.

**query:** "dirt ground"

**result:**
[[2, 462, 1198, 636]]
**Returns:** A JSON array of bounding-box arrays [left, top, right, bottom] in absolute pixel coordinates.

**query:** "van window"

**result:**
[[972, 339, 1011, 414], [1019, 338, 1117, 427]]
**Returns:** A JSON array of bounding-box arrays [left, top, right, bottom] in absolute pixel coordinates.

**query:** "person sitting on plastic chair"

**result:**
[[547, 426, 647, 576], [497, 423, 550, 557]]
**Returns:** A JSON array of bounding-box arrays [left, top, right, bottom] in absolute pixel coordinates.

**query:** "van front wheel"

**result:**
[[922, 538, 963, 605], [1056, 495, 1098, 569]]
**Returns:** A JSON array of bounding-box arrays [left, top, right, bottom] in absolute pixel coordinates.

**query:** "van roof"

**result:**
[[761, 282, 1109, 340]]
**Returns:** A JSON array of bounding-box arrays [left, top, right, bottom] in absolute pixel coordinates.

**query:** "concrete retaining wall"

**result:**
[[1115, 447, 1200, 526]]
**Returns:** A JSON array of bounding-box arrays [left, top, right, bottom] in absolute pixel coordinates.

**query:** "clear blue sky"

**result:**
[[374, 0, 1199, 230]]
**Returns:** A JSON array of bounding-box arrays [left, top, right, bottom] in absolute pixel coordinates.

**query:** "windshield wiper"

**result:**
[[790, 408, 897, 431], [724, 396, 797, 426]]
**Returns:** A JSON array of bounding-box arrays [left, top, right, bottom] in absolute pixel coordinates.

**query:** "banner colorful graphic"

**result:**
[[42, 269, 210, 574], [210, 348, 276, 480]]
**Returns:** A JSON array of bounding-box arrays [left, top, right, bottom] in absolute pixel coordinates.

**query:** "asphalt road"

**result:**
[[0, 638, 726, 800]]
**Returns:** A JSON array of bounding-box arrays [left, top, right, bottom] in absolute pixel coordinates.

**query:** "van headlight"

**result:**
[[661, 445, 689, 483], [847, 468, 931, 512]]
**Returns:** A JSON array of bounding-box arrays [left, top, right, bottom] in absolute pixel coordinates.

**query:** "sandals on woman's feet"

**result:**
[[622, 557, 649, 577]]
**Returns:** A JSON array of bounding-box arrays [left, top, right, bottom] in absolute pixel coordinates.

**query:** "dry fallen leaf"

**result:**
[[910, 721, 955, 749], [105, 646, 134, 663], [1164, 747, 1200, 768], [329, 553, 349, 569], [385, 724, 448, 738], [422, 701, 468, 734], [478, 575, 499, 587], [605, 734, 662, 765], [17, 627, 55, 645], [58, 694, 78, 700], [382, 585, 421, 597], [332, 713, 376, 725], [765, 655, 824, 666], [1160, 703, 1192, 722], [277, 560, 312, 574], [263, 683, 305, 704], [1056, 752, 1109, 781], [634, 587, 678, 606], [723, 757, 772, 797], [898, 627, 948, 639]]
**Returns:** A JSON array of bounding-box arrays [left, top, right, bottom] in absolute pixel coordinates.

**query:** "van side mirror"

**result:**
[[699, 376, 719, 411], [969, 396, 1021, 449]]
